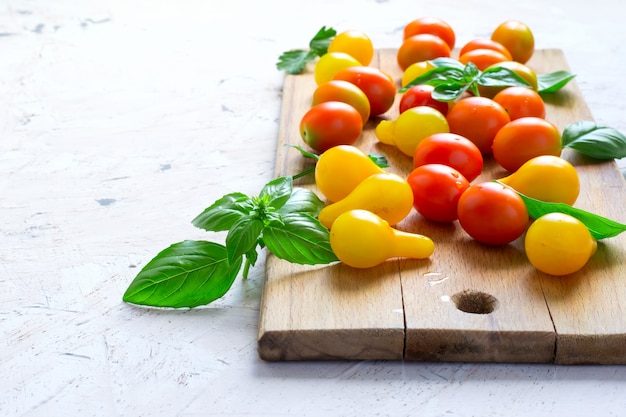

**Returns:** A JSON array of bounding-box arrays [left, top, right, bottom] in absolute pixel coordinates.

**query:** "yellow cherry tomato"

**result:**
[[524, 212, 597, 276], [330, 209, 434, 268], [498, 155, 580, 205], [401, 60, 436, 87], [327, 30, 375, 66], [314, 145, 385, 202], [375, 106, 449, 157], [314, 52, 361, 86], [318, 172, 414, 229]]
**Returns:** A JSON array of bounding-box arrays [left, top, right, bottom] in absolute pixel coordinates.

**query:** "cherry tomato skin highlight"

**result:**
[[407, 164, 470, 223], [493, 86, 546, 120], [413, 133, 483, 182], [446, 96, 511, 155], [491, 117, 562, 172], [299, 101, 363, 153], [333, 66, 397, 116], [397, 34, 451, 72], [399, 84, 449, 116], [457, 181, 529, 245], [403, 17, 456, 49]]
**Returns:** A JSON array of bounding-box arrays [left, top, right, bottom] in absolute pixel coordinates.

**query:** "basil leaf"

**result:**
[[368, 153, 389, 168], [260, 176, 293, 210], [192, 192, 250, 232], [537, 70, 576, 93], [278, 187, 325, 217], [518, 193, 626, 240], [428, 57, 465, 70], [263, 212, 339, 264], [478, 67, 531, 88], [400, 66, 465, 92], [309, 26, 337, 56], [122, 240, 242, 308], [463, 62, 480, 79], [225, 215, 264, 264], [432, 82, 470, 102], [562, 121, 626, 159]]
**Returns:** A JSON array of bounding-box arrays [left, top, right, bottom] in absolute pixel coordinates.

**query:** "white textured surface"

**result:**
[[2, 1, 625, 416]]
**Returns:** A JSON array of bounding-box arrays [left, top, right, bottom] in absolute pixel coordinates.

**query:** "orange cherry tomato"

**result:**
[[493, 86, 546, 120], [491, 117, 562, 172], [491, 20, 535, 64], [299, 101, 363, 153], [445, 96, 511, 155], [397, 34, 451, 72], [458, 48, 511, 71], [312, 80, 371, 125], [403, 16, 456, 49], [459, 38, 512, 61]]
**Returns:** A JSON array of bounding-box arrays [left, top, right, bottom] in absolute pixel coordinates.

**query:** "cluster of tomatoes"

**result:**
[[297, 18, 597, 276]]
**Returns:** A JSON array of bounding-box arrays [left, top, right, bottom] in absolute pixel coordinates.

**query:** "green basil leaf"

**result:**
[[192, 192, 250, 232], [368, 153, 389, 168], [562, 121, 626, 159], [225, 215, 264, 264], [432, 82, 469, 102], [276, 49, 317, 75], [399, 66, 466, 92], [309, 26, 337, 56], [260, 176, 293, 210], [517, 193, 626, 240], [278, 187, 325, 217], [428, 57, 465, 70], [537, 70, 576, 93], [122, 240, 243, 308], [263, 212, 339, 265], [478, 67, 531, 88], [463, 62, 480, 79]]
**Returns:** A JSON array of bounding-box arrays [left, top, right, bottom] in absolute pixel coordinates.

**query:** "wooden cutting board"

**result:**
[[257, 49, 626, 364]]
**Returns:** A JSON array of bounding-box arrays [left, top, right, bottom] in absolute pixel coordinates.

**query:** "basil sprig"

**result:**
[[516, 191, 626, 240], [562, 120, 626, 160], [123, 176, 338, 308], [399, 58, 532, 100], [399, 58, 576, 100]]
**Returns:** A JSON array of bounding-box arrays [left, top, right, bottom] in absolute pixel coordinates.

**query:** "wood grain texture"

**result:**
[[258, 49, 626, 363]]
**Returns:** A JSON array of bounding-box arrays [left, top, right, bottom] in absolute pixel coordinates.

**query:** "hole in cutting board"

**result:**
[[451, 290, 498, 314]]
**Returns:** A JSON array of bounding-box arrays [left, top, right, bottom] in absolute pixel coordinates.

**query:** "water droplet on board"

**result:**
[[424, 271, 449, 286]]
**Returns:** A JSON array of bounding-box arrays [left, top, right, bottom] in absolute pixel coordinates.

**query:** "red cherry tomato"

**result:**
[[299, 101, 363, 153], [406, 163, 470, 223], [333, 66, 397, 116], [457, 181, 529, 245], [399, 84, 449, 116], [413, 133, 483, 182], [446, 96, 511, 155]]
